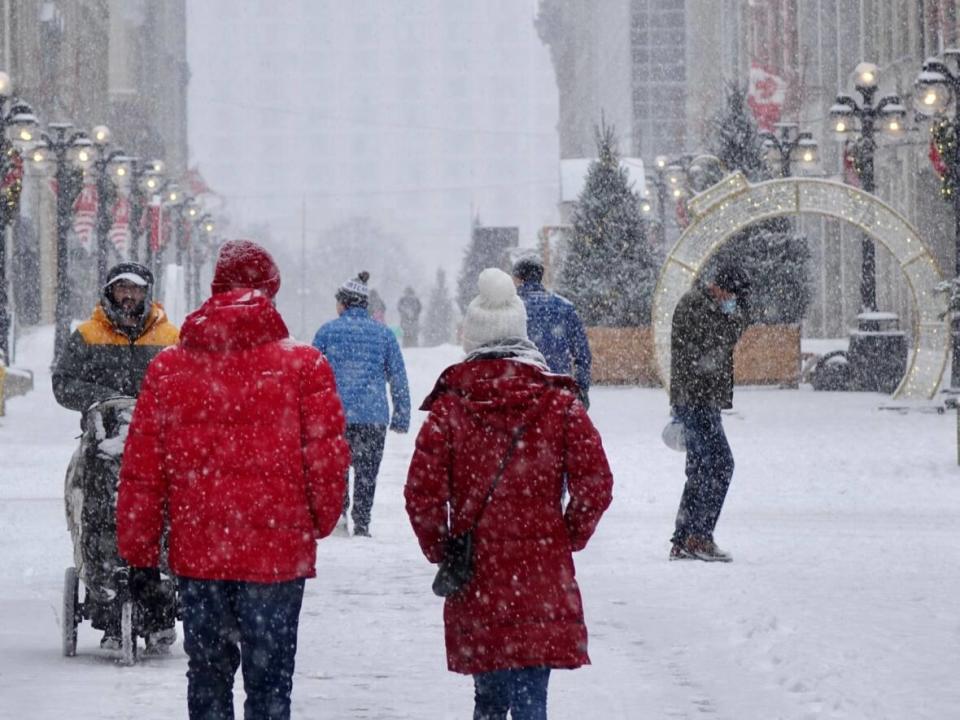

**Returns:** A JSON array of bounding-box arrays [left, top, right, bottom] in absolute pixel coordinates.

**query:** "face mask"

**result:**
[[720, 298, 737, 315]]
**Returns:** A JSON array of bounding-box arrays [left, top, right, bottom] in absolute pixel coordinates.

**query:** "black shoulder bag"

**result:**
[[432, 426, 526, 598]]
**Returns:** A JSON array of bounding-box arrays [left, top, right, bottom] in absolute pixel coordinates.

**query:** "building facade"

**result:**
[[539, 0, 960, 340], [1, 0, 188, 328]]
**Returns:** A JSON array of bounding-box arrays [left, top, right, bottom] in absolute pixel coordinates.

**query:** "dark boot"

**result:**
[[669, 535, 732, 563]]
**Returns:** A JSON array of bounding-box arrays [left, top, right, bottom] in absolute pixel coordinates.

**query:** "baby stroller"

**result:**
[[61, 396, 179, 665]]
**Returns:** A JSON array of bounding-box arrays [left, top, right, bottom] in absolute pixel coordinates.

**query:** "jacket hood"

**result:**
[[421, 358, 578, 432], [180, 288, 289, 353]]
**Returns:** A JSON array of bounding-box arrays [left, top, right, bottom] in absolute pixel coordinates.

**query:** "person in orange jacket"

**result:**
[[53, 262, 179, 652]]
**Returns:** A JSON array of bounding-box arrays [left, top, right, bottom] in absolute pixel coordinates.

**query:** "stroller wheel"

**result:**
[[62, 567, 80, 657], [119, 600, 137, 667]]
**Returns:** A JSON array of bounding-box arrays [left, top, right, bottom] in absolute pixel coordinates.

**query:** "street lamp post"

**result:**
[[183, 199, 201, 308], [644, 155, 670, 249], [34, 124, 94, 363], [90, 125, 130, 287], [830, 62, 907, 314], [194, 214, 216, 306], [142, 164, 168, 277], [126, 159, 162, 263], [0, 71, 38, 363], [759, 122, 820, 179], [915, 49, 960, 386]]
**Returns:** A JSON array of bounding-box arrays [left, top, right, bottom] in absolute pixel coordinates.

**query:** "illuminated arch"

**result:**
[[651, 172, 948, 400]]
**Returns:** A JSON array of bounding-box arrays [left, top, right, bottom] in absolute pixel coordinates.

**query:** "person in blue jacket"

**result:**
[[512, 255, 593, 408], [313, 271, 411, 537]]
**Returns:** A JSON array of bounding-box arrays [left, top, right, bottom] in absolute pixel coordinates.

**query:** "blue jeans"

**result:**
[[473, 667, 551, 720], [671, 406, 734, 543], [179, 577, 305, 720]]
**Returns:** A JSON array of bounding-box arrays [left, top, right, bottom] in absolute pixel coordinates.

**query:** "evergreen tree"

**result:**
[[558, 121, 658, 326], [456, 214, 484, 314], [423, 268, 455, 346], [707, 84, 811, 324]]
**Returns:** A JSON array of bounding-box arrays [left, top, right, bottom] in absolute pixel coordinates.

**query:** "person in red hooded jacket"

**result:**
[[117, 239, 349, 720], [405, 268, 613, 720]]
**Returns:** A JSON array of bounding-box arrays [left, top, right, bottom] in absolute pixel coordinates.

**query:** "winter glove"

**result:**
[[128, 567, 161, 607]]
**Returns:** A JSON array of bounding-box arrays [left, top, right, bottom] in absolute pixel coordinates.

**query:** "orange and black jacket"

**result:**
[[52, 303, 179, 413]]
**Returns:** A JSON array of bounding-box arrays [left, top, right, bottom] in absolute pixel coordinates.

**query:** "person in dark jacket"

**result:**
[[397, 286, 422, 347], [406, 268, 613, 720], [53, 262, 179, 413], [313, 271, 411, 537], [118, 240, 349, 720], [53, 262, 179, 651], [668, 261, 751, 563], [512, 255, 592, 408]]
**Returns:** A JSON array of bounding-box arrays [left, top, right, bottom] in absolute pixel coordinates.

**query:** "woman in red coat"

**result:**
[[118, 240, 349, 720], [405, 268, 613, 720]]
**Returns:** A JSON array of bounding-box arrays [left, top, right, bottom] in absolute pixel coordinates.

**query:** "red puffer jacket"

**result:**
[[405, 358, 613, 675], [118, 289, 350, 582]]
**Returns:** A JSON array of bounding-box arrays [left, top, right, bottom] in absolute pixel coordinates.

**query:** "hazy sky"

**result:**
[[187, 0, 560, 308]]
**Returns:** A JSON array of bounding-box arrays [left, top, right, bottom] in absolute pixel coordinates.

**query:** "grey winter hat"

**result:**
[[336, 271, 370, 308]]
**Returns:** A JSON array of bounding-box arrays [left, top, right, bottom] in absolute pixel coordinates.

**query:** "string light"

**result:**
[[652, 172, 948, 400]]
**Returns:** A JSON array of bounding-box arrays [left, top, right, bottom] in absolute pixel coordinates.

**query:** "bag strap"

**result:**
[[464, 425, 527, 535]]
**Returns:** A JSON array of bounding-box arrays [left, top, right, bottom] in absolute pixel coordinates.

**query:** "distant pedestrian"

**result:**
[[118, 239, 350, 719], [367, 287, 387, 323], [512, 255, 592, 408], [668, 261, 751, 563], [405, 267, 613, 720], [397, 286, 422, 347], [313, 271, 411, 537]]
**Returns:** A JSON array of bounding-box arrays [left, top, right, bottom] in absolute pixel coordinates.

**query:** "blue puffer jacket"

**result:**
[[312, 307, 411, 430], [517, 281, 592, 391]]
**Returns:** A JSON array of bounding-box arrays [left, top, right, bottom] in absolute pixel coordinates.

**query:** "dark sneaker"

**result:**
[[353, 526, 371, 538], [670, 536, 732, 563], [100, 632, 122, 650]]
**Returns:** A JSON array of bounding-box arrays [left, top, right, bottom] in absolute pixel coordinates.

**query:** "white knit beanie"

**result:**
[[461, 268, 528, 352]]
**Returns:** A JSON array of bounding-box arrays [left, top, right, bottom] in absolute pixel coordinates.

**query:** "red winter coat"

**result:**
[[117, 289, 350, 582], [404, 358, 613, 675]]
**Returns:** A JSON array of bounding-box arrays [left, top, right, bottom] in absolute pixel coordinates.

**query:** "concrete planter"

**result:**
[[587, 324, 801, 388]]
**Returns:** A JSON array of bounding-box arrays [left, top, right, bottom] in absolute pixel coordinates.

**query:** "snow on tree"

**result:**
[[558, 121, 658, 326], [423, 268, 456, 346], [706, 84, 811, 324]]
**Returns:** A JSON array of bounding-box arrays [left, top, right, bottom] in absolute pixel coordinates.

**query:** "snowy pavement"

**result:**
[[1, 325, 959, 719]]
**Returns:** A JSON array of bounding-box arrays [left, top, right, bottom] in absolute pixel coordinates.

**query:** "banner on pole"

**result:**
[[747, 62, 787, 131]]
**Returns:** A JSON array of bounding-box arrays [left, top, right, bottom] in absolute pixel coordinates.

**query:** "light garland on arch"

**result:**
[[652, 172, 949, 400]]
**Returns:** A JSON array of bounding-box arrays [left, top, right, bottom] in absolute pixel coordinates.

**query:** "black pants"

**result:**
[[343, 424, 387, 531], [671, 406, 734, 544]]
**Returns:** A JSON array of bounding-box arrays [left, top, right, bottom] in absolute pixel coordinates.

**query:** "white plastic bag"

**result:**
[[661, 417, 686, 452]]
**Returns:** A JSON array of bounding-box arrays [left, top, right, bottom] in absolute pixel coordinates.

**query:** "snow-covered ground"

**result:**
[[2, 325, 959, 719]]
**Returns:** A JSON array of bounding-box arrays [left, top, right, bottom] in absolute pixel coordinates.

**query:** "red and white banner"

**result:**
[[747, 62, 787, 131], [109, 194, 131, 255], [72, 183, 97, 252], [148, 201, 162, 252]]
